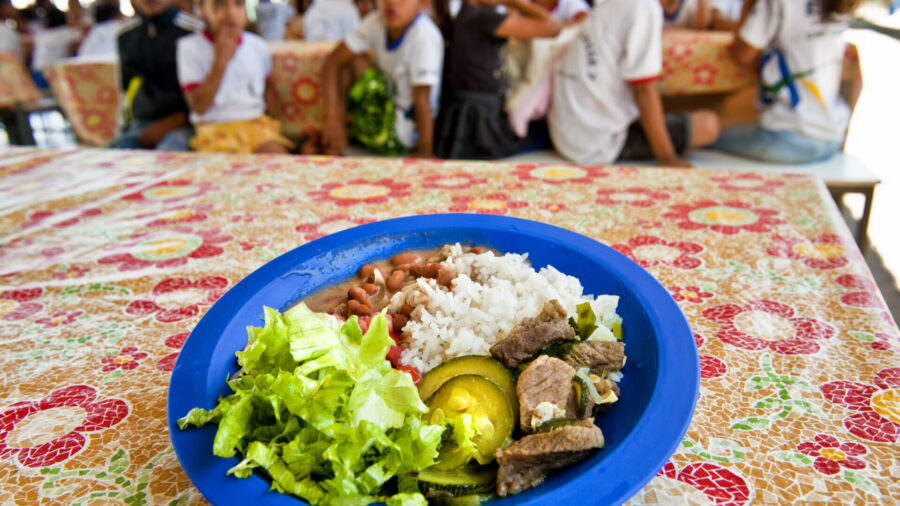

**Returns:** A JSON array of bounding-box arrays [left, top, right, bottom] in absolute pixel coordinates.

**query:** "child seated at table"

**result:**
[[176, 0, 293, 153], [532, 0, 590, 25], [319, 0, 444, 157], [714, 0, 859, 163], [110, 0, 202, 151], [434, 0, 559, 159], [549, 0, 719, 166], [709, 0, 742, 30]]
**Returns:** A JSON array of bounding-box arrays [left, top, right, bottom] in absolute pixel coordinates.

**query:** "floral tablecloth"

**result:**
[[0, 51, 42, 110], [0, 147, 897, 504]]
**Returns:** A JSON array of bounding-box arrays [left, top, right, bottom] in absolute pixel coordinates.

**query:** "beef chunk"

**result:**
[[495, 419, 604, 497], [563, 340, 625, 376], [517, 355, 576, 433], [490, 299, 576, 368]]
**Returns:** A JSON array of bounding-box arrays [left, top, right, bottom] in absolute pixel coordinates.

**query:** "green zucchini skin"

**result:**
[[417, 464, 497, 498]]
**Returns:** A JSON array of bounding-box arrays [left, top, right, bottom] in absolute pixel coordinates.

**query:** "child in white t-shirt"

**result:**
[[660, 0, 709, 29], [532, 0, 591, 25], [177, 0, 293, 153], [549, 0, 719, 166], [714, 0, 858, 163], [320, 0, 444, 156], [303, 0, 360, 41]]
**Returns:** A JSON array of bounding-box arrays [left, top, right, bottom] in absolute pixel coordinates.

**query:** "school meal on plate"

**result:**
[[179, 244, 626, 505]]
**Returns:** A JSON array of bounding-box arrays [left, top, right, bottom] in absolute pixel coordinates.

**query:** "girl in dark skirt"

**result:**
[[434, 0, 560, 160]]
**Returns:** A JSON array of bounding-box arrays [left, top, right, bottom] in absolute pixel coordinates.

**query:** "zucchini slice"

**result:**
[[426, 375, 514, 465], [417, 464, 496, 498], [418, 355, 518, 421], [534, 417, 580, 434], [572, 374, 591, 418]]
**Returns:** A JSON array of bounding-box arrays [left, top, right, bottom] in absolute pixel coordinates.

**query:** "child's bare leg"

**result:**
[[254, 141, 290, 154], [689, 109, 720, 148]]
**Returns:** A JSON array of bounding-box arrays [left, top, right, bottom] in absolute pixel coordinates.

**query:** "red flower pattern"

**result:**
[[421, 173, 487, 190], [663, 200, 785, 235], [51, 265, 91, 280], [309, 178, 411, 207], [125, 276, 229, 323], [156, 332, 189, 372], [511, 163, 609, 185], [695, 333, 727, 380], [693, 63, 719, 86], [670, 285, 714, 304], [295, 215, 376, 241], [144, 204, 212, 227], [612, 235, 705, 270], [821, 368, 900, 443], [659, 462, 750, 505], [98, 228, 232, 271], [797, 434, 867, 475], [0, 288, 43, 321], [766, 234, 850, 270], [0, 385, 128, 467], [100, 346, 149, 372], [596, 187, 671, 208], [709, 173, 786, 193], [447, 193, 528, 215], [239, 239, 270, 251], [835, 274, 884, 309], [35, 310, 83, 328], [703, 300, 835, 355], [539, 202, 566, 213]]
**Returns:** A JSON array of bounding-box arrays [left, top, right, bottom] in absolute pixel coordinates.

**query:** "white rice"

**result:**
[[394, 244, 622, 373]]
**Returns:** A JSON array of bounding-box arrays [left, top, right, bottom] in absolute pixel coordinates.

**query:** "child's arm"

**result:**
[[265, 77, 278, 116], [183, 30, 239, 115], [631, 81, 691, 167], [494, 0, 561, 38], [729, 36, 761, 67], [696, 0, 709, 29], [321, 42, 357, 154], [138, 111, 190, 148], [412, 85, 433, 158], [709, 8, 739, 31]]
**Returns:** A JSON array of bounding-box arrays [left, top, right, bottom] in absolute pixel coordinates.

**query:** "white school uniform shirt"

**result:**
[[550, 0, 591, 23], [78, 19, 123, 57], [344, 12, 444, 149], [31, 26, 82, 72], [0, 24, 23, 62], [550, 0, 662, 165], [663, 0, 709, 28], [710, 0, 742, 20], [255, 1, 295, 41], [176, 31, 270, 125], [740, 0, 849, 142], [303, 0, 359, 41]]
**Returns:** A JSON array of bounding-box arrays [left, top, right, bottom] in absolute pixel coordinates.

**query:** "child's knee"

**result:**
[[690, 109, 720, 147]]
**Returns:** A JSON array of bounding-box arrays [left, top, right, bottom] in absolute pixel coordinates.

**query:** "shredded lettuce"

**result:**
[[178, 304, 443, 505]]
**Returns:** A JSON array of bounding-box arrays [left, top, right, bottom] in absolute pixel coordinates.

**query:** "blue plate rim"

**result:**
[[167, 214, 699, 506]]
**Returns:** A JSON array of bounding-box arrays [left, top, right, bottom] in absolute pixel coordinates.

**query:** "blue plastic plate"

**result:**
[[167, 214, 699, 506]]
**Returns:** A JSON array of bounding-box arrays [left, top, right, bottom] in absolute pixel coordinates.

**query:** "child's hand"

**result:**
[[213, 30, 240, 67], [657, 154, 692, 168], [321, 121, 347, 155]]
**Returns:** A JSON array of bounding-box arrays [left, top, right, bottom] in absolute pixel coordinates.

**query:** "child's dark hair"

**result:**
[[819, 0, 861, 20], [94, 2, 121, 22]]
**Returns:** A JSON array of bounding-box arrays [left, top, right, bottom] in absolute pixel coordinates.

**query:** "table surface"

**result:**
[[0, 147, 897, 505]]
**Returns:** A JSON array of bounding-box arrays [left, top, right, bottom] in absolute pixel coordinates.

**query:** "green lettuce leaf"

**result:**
[[178, 304, 442, 505]]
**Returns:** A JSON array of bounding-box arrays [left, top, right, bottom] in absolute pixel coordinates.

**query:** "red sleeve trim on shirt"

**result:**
[[181, 83, 200, 91], [573, 11, 588, 21], [627, 75, 659, 85]]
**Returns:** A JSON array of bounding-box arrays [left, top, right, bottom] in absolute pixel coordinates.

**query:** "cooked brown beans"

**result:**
[[356, 303, 372, 316], [358, 264, 375, 280], [387, 271, 406, 292], [436, 268, 454, 288], [470, 246, 488, 254], [348, 286, 368, 303], [393, 263, 414, 272], [399, 303, 414, 316], [363, 283, 378, 295], [393, 313, 408, 329], [391, 252, 421, 266], [347, 299, 361, 314]]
